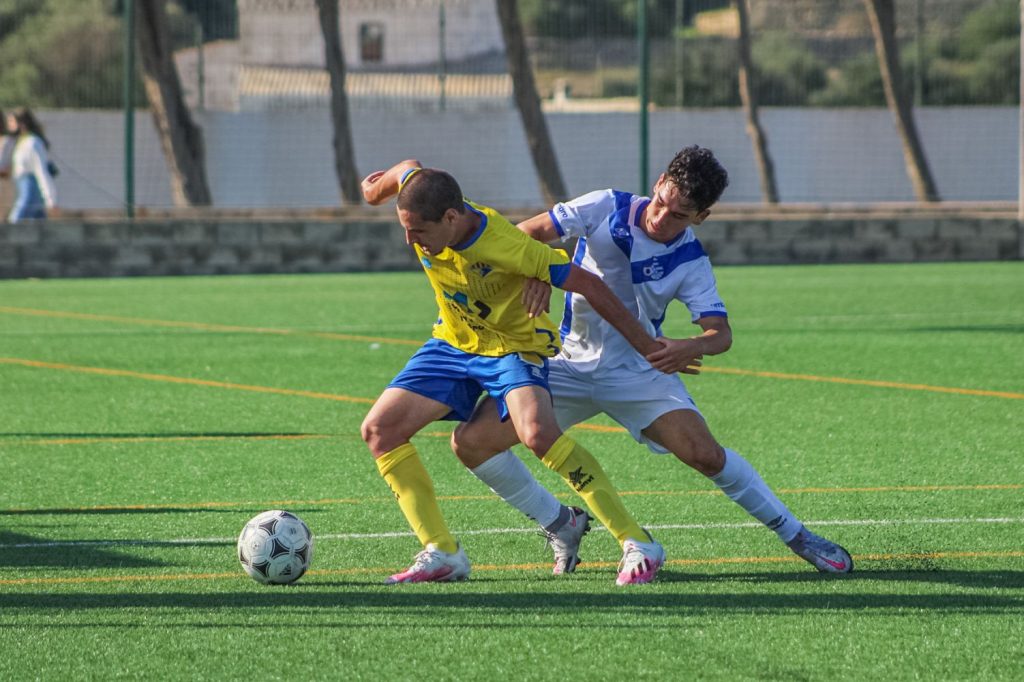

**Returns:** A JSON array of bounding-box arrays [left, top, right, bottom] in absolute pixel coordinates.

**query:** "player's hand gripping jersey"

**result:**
[[417, 200, 570, 358], [549, 189, 728, 375]]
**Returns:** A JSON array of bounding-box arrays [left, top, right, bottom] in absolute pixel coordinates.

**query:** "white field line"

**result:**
[[4, 516, 1023, 550]]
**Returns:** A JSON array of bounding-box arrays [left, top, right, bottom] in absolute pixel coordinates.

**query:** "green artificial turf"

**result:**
[[1, 262, 1022, 680]]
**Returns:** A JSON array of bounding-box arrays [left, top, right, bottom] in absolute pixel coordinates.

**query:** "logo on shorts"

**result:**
[[568, 466, 594, 492]]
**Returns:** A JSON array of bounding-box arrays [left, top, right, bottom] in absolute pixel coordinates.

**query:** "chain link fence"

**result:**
[[0, 0, 1018, 211]]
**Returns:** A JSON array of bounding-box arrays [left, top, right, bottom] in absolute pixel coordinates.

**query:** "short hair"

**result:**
[[664, 146, 729, 212], [397, 168, 465, 222]]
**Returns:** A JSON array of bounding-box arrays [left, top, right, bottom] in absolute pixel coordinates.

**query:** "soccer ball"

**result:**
[[237, 510, 314, 585]]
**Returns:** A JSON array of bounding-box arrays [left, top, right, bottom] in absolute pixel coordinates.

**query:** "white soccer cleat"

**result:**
[[385, 543, 471, 584], [545, 506, 592, 575], [616, 532, 666, 585], [786, 526, 853, 573]]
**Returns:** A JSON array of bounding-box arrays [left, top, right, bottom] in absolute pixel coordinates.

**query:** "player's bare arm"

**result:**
[[360, 159, 421, 205], [646, 315, 732, 374], [560, 265, 663, 359], [516, 214, 561, 317], [517, 212, 561, 243]]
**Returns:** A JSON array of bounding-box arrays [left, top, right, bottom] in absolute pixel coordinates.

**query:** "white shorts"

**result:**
[[549, 357, 702, 454]]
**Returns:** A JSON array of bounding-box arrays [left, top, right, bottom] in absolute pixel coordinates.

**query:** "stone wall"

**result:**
[[0, 212, 1019, 279]]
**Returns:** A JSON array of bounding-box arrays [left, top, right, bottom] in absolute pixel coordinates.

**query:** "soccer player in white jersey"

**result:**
[[452, 146, 853, 579]]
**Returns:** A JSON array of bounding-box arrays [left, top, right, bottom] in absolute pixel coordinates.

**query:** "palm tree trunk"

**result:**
[[735, 0, 778, 204], [316, 0, 361, 205], [863, 0, 940, 202], [495, 0, 567, 205], [135, 0, 212, 207]]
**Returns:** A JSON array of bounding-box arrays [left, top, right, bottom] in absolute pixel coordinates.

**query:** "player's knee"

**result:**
[[518, 427, 558, 459], [360, 415, 389, 455], [450, 424, 482, 464], [691, 443, 726, 477]]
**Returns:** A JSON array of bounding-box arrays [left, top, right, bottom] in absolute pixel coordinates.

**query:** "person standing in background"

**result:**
[[5, 107, 57, 222], [0, 110, 15, 216]]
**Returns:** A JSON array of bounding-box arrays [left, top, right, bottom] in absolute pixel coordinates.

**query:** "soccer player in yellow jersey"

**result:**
[[360, 159, 667, 584]]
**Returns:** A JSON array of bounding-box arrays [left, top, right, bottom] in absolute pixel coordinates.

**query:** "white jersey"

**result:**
[[549, 189, 727, 376]]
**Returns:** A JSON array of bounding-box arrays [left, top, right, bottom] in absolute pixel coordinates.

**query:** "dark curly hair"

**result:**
[[664, 146, 728, 212], [397, 168, 465, 222]]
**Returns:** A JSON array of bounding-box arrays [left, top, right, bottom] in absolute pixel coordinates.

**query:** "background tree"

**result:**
[[135, 0, 212, 206], [519, 0, 678, 38], [863, 0, 939, 202], [496, 0, 567, 205], [735, 0, 778, 203], [315, 0, 361, 205]]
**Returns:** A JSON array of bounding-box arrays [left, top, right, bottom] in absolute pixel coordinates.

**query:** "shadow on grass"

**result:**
[[0, 579, 1022, 615], [0, 508, 249, 516], [907, 324, 1024, 334], [0, 532, 166, 569], [654, 568, 1024, 590]]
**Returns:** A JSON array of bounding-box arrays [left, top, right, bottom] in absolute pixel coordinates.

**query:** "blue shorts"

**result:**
[[388, 338, 550, 422]]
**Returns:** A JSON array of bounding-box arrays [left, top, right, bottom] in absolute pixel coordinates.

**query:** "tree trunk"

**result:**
[[135, 0, 212, 207], [495, 0, 567, 205], [863, 0, 940, 202], [316, 0, 361, 205], [735, 0, 778, 204]]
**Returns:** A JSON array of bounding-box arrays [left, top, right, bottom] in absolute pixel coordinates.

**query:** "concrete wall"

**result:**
[[237, 0, 501, 68], [1, 212, 1018, 279], [39, 107, 1018, 212]]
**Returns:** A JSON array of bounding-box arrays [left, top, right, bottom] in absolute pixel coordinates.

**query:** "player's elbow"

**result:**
[[562, 266, 600, 297]]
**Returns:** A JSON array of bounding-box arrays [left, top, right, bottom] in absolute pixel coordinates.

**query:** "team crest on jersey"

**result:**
[[470, 262, 493, 278], [642, 258, 665, 280]]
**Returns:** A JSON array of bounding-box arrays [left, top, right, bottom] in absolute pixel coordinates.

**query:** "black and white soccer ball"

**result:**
[[237, 510, 314, 585]]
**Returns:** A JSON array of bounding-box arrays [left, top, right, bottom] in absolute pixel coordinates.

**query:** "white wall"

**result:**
[[237, 0, 502, 68], [38, 107, 1018, 212]]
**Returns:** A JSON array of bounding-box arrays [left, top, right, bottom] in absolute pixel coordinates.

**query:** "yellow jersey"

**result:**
[[415, 201, 569, 358]]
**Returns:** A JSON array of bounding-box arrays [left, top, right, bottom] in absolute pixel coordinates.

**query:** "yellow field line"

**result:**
[[2, 550, 1021, 587], [0, 357, 375, 405], [21, 434, 334, 446], [3, 483, 1019, 516], [0, 306, 421, 347], [701, 366, 1024, 400], [10, 429, 608, 447], [3, 306, 1021, 401]]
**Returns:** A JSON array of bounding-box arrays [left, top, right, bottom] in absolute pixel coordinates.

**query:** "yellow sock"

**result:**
[[541, 434, 645, 547], [376, 443, 458, 554]]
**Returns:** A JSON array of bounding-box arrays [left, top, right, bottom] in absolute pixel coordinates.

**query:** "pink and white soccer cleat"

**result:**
[[616, 532, 666, 585], [385, 543, 471, 584]]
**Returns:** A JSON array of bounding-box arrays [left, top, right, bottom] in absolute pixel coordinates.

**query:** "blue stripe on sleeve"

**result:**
[[548, 262, 571, 288], [549, 208, 566, 237]]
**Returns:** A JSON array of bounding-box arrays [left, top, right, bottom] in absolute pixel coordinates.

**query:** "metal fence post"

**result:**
[[123, 0, 135, 219]]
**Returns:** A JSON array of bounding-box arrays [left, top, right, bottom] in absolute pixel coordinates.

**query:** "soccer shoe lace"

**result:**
[[385, 543, 471, 584], [786, 526, 854, 573], [543, 506, 592, 575], [615, 531, 666, 586]]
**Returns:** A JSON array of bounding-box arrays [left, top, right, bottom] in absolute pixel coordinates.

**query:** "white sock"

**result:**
[[711, 448, 801, 543], [470, 449, 563, 530]]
